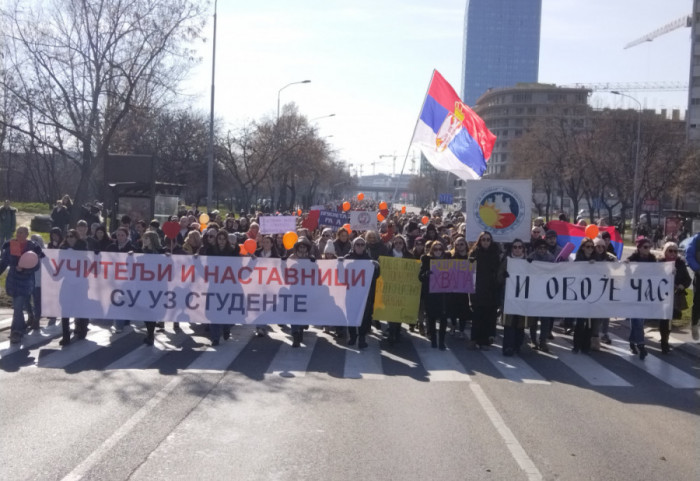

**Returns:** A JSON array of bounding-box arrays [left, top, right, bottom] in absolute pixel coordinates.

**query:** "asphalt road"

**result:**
[[0, 317, 698, 481]]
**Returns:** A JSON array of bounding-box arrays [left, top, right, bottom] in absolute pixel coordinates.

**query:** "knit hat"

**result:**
[[351, 236, 366, 248], [545, 230, 557, 238], [635, 236, 650, 248], [323, 241, 336, 256]]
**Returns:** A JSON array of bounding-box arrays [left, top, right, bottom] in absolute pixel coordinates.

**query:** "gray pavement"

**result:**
[[0, 322, 698, 481]]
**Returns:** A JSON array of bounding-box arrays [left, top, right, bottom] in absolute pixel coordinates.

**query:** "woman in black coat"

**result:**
[[418, 240, 451, 350], [659, 241, 692, 353], [468, 231, 502, 350]]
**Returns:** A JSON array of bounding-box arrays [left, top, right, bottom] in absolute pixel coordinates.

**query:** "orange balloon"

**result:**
[[239, 244, 248, 255], [283, 231, 298, 250], [584, 224, 599, 239], [357, 193, 364, 201], [244, 238, 257, 254], [342, 223, 352, 234], [297, 209, 302, 216], [199, 213, 210, 225], [377, 213, 385, 221], [421, 216, 429, 225], [378, 201, 387, 210], [401, 206, 406, 214], [342, 201, 351, 212]]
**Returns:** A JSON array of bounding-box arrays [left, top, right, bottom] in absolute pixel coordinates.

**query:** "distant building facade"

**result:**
[[461, 0, 542, 106], [473, 83, 591, 177], [688, 0, 700, 142]]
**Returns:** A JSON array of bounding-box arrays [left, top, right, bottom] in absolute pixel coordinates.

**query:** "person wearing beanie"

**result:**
[[318, 227, 335, 255], [625, 237, 656, 359]]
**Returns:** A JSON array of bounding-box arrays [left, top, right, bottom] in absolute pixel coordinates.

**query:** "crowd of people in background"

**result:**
[[1, 196, 698, 361]]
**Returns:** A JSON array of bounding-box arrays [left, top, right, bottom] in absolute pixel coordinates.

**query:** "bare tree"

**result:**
[[0, 0, 207, 210]]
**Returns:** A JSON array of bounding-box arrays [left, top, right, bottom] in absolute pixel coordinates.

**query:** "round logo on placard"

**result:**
[[473, 187, 525, 235], [357, 212, 371, 225]]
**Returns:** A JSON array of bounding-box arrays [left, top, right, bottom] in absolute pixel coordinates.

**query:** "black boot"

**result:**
[[438, 330, 446, 350], [292, 331, 301, 348], [358, 334, 368, 349], [430, 332, 437, 349], [629, 342, 638, 355], [348, 333, 357, 346], [638, 344, 647, 360]]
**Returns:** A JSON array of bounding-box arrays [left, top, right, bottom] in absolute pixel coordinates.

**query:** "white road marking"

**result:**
[[343, 335, 385, 379], [470, 383, 543, 481], [548, 340, 632, 387], [408, 331, 471, 382], [265, 329, 318, 378], [606, 333, 700, 389]]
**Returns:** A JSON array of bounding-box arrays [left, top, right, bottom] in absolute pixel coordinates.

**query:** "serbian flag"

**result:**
[[411, 70, 496, 180], [547, 221, 624, 259]]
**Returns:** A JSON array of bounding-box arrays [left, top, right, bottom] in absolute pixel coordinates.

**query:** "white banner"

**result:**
[[504, 258, 674, 319], [350, 211, 377, 231], [464, 179, 532, 242], [41, 250, 374, 326], [259, 215, 296, 234]]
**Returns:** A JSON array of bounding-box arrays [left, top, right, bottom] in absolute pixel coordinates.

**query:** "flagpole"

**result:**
[[391, 69, 437, 204]]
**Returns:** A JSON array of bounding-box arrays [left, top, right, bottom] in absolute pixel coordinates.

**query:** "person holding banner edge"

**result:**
[[660, 242, 692, 353], [0, 225, 44, 344], [498, 239, 528, 355], [625, 237, 657, 360]]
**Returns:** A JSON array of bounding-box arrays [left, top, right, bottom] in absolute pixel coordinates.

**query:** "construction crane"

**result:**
[[624, 14, 692, 49], [565, 81, 687, 91]]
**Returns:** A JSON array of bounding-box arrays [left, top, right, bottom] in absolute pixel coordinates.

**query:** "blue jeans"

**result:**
[[628, 318, 645, 345], [12, 294, 28, 334]]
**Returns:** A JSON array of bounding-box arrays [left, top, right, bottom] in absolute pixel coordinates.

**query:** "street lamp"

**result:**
[[310, 113, 336, 122], [206, 0, 218, 213], [277, 80, 311, 120], [611, 91, 642, 240]]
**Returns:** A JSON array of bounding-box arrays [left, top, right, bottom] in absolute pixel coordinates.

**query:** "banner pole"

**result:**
[[391, 69, 436, 204]]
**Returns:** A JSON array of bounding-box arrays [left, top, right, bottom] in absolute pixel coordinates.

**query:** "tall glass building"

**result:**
[[461, 0, 542, 106]]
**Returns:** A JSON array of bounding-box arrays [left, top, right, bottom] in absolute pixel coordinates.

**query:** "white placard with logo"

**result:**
[[464, 179, 532, 242], [350, 211, 377, 231]]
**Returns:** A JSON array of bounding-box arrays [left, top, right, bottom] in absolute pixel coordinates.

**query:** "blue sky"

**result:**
[[183, 0, 692, 175]]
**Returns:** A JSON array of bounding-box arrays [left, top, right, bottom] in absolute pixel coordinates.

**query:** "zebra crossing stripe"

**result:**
[[479, 347, 550, 385], [605, 333, 700, 389], [265, 329, 319, 378], [343, 335, 385, 379], [104, 329, 191, 371], [0, 324, 62, 356], [29, 324, 132, 370], [547, 340, 632, 387], [187, 335, 250, 373], [407, 332, 471, 382]]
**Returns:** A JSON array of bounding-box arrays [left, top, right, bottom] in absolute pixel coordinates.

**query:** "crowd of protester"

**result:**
[[1, 197, 698, 359]]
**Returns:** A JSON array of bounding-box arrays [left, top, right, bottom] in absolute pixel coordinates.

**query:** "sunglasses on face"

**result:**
[[512, 245, 523, 249]]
